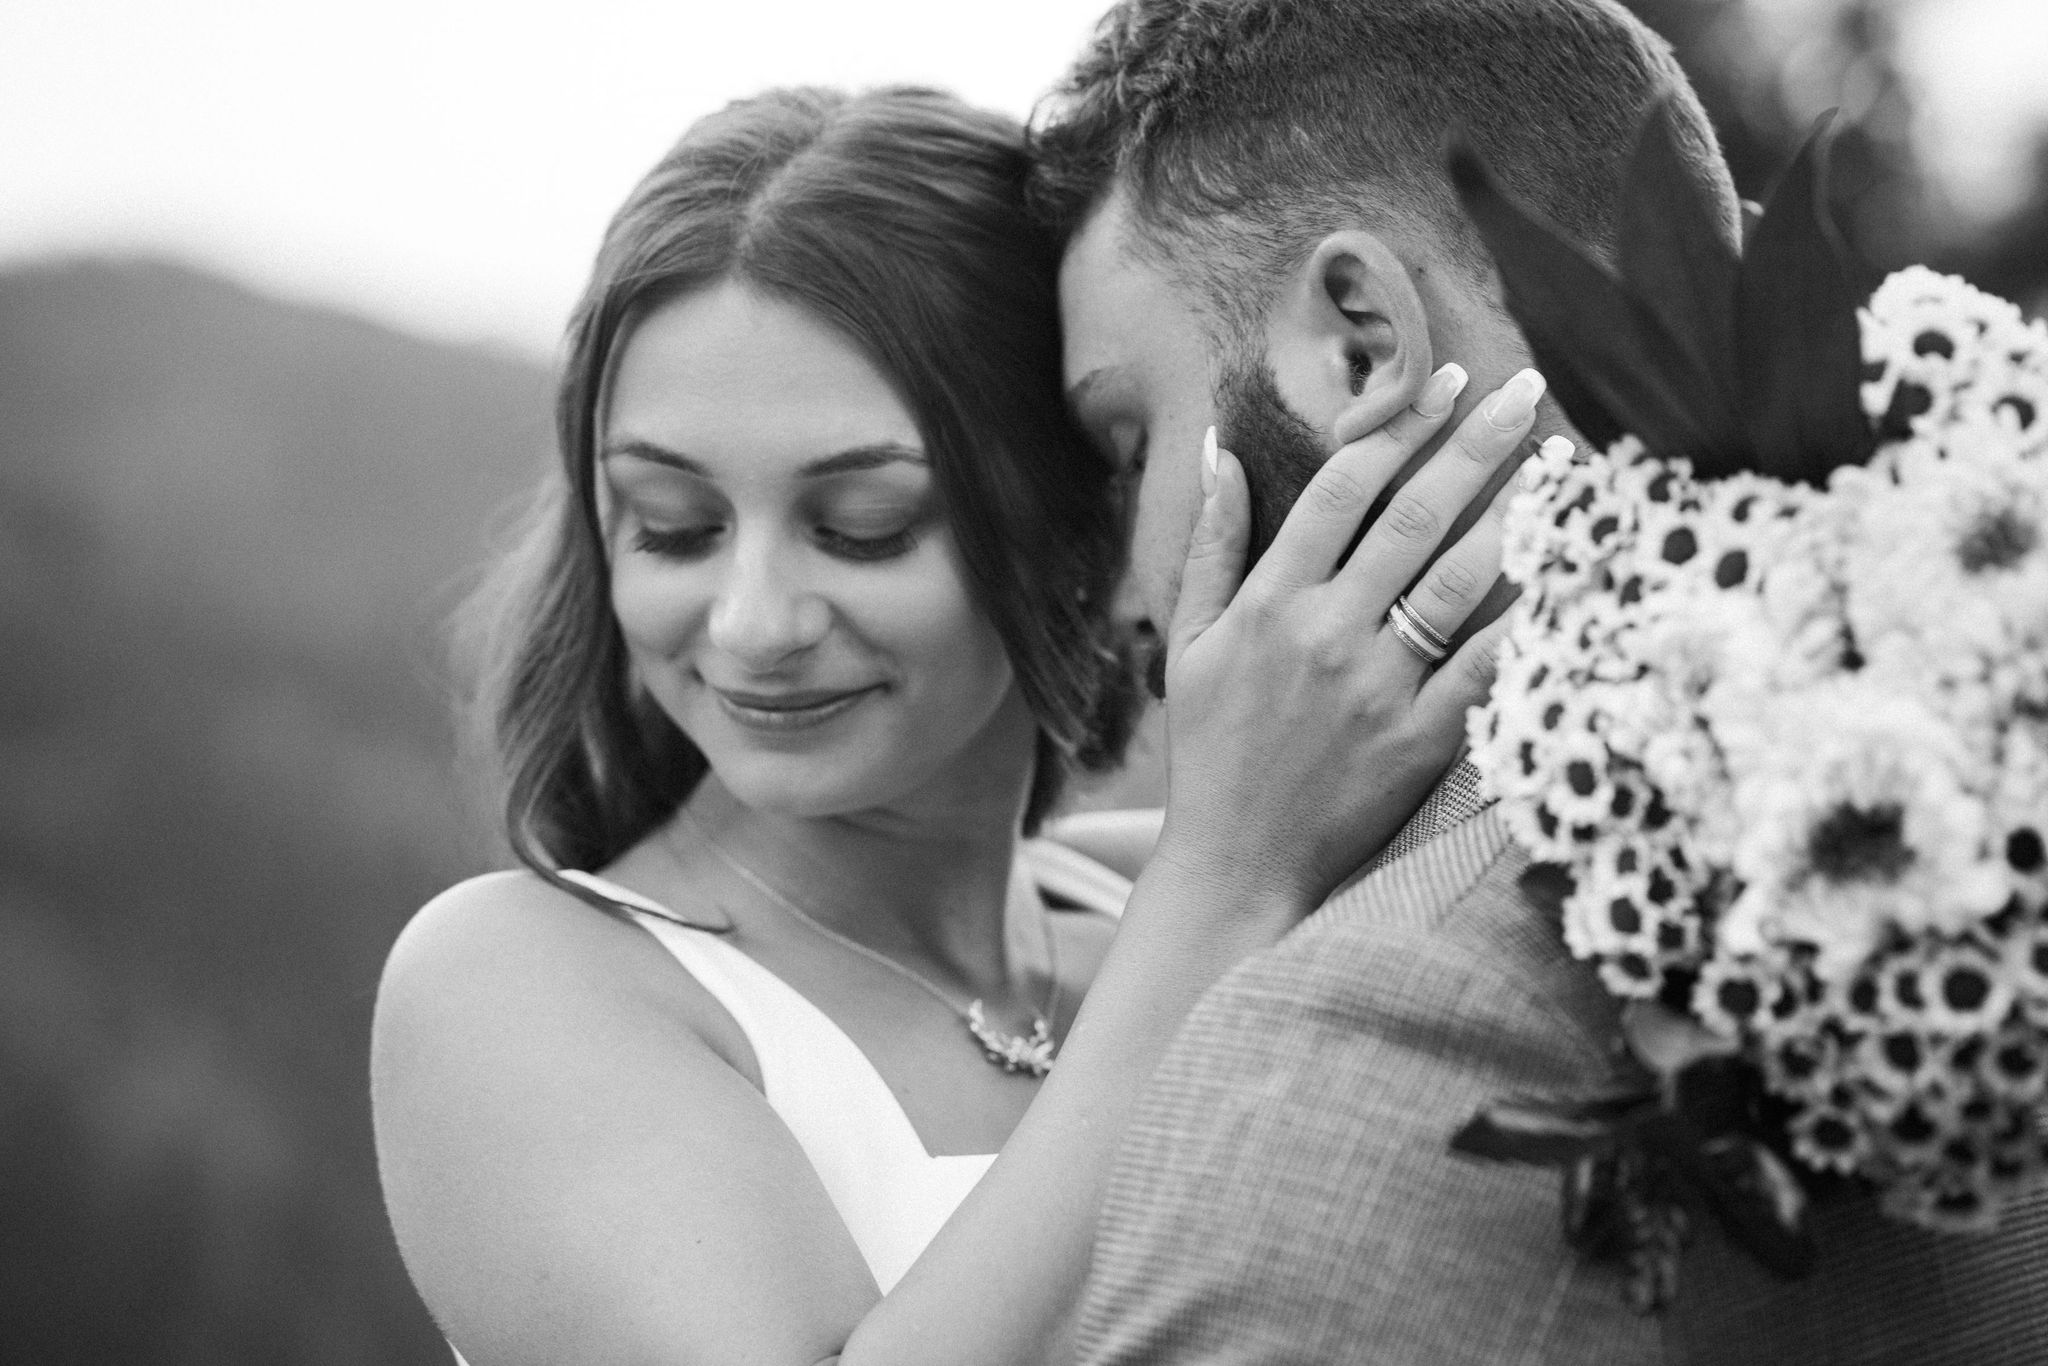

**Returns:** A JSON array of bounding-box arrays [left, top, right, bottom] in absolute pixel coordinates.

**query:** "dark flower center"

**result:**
[[1609, 897, 1641, 933], [1715, 978, 1761, 1019], [1807, 802, 1914, 884], [1941, 965, 1993, 1013], [1567, 760, 1599, 797], [1891, 1104, 1936, 1144], [1912, 329, 1956, 359], [1956, 507, 2038, 574], [1810, 1114, 1857, 1151], [1881, 1033, 1922, 1072], [2009, 827, 2045, 873]]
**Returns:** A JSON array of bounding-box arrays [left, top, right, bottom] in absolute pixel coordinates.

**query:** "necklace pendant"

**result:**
[[965, 1000, 1056, 1078]]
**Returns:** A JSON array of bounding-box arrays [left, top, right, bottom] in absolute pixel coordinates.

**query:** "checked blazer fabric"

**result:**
[[1077, 793, 2048, 1365]]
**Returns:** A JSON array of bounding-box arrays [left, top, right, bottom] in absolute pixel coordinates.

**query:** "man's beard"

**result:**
[[1216, 356, 1334, 567], [1139, 358, 1334, 701]]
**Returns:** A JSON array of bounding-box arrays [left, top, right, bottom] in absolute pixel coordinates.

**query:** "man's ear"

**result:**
[[1263, 229, 1433, 446]]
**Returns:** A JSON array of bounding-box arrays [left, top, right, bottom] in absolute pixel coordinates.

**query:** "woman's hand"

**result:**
[[1155, 364, 1566, 914]]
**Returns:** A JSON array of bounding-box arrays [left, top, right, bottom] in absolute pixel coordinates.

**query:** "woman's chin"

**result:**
[[700, 749, 907, 821]]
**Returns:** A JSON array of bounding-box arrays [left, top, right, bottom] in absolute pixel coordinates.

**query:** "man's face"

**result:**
[[1064, 192, 1542, 666], [1059, 195, 1222, 641]]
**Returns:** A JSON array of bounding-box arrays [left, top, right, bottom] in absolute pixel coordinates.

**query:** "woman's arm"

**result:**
[[373, 872, 885, 1365], [374, 375, 1542, 1366], [854, 377, 1548, 1366]]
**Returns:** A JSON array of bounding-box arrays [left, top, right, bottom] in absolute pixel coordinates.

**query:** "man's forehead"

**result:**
[[1058, 192, 1187, 391]]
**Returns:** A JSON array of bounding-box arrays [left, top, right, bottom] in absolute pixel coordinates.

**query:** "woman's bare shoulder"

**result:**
[[373, 866, 735, 1086], [371, 868, 872, 1361], [380, 871, 633, 1018], [386, 867, 610, 969]]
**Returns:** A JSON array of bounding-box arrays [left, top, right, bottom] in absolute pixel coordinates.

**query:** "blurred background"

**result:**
[[1, 0, 2044, 1360]]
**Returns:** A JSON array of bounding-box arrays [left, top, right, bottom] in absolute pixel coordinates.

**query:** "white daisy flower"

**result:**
[[1713, 682, 2009, 978], [1840, 444, 2048, 671]]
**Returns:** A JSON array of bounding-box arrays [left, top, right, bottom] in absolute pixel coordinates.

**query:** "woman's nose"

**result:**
[[705, 539, 830, 669]]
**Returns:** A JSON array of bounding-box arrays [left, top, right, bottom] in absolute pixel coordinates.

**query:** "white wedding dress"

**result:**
[[447, 835, 1131, 1363]]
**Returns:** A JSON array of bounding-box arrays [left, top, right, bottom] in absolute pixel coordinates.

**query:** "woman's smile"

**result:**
[[709, 682, 886, 733]]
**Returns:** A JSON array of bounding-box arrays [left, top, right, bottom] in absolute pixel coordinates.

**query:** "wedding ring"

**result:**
[[1386, 595, 1451, 666]]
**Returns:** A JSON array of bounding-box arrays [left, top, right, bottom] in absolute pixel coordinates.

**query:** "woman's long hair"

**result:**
[[458, 87, 1138, 885]]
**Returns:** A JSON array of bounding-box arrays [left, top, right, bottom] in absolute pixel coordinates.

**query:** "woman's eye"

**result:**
[[632, 524, 722, 560], [815, 525, 918, 563]]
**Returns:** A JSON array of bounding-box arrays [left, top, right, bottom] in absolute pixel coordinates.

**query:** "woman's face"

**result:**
[[602, 280, 1028, 820]]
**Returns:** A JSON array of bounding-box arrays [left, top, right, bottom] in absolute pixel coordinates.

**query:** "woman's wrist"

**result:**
[[1134, 819, 1318, 935]]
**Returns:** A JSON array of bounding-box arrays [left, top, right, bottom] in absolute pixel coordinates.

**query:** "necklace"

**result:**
[[677, 818, 1061, 1078]]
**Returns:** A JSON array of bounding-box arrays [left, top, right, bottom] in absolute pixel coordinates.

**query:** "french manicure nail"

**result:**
[[1201, 425, 1219, 496], [1413, 362, 1469, 419], [1538, 434, 1575, 461], [1484, 368, 1547, 431]]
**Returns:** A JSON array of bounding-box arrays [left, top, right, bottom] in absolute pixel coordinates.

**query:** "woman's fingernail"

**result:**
[[1413, 362, 1469, 419], [1484, 368, 1547, 431], [1201, 425, 1219, 496], [1538, 434, 1575, 462]]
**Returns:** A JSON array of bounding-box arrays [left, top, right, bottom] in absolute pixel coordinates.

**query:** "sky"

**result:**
[[2, 0, 2043, 358]]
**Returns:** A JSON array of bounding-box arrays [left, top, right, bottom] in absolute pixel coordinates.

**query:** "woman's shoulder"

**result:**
[[385, 869, 619, 987], [376, 867, 708, 1051], [375, 864, 755, 1087]]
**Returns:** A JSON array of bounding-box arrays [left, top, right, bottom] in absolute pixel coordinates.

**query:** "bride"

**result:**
[[372, 85, 1534, 1365]]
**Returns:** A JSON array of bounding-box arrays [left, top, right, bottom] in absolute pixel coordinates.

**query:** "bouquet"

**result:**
[[1448, 99, 2048, 1310]]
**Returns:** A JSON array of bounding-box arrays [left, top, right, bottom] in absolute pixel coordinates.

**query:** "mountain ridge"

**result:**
[[0, 256, 555, 1363]]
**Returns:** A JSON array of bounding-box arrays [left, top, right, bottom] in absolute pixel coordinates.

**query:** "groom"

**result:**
[[1037, 0, 2048, 1362]]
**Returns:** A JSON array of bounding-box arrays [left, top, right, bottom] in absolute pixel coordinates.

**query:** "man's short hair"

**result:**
[[1031, 0, 1739, 338]]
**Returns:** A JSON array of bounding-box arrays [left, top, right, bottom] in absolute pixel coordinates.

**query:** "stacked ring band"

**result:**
[[1386, 595, 1451, 665]]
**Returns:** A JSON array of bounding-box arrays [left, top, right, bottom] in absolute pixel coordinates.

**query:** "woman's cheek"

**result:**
[[885, 544, 1011, 694], [610, 556, 701, 660]]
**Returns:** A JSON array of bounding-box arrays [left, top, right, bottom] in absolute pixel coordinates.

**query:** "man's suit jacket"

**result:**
[[1078, 801, 2048, 1365]]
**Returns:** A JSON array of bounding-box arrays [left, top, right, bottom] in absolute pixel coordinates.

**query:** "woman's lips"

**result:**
[[710, 684, 881, 732]]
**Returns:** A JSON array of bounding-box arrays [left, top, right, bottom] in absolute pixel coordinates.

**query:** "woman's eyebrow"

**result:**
[[801, 443, 928, 477], [597, 440, 926, 476], [599, 438, 707, 474]]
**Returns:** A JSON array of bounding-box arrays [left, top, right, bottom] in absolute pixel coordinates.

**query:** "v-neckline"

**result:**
[[568, 870, 1014, 1162]]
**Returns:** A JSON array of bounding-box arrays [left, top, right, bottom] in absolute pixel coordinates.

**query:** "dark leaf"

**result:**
[[1640, 1114, 1818, 1280], [1617, 95, 1745, 426], [1562, 1153, 1628, 1254], [1525, 330, 1628, 451], [1452, 1093, 1639, 1165], [1450, 143, 1734, 467], [1735, 112, 1880, 486], [1698, 1137, 1817, 1279], [1519, 860, 1577, 916], [1670, 1055, 1759, 1137]]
